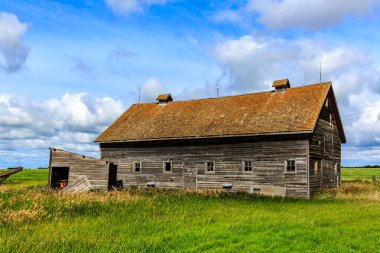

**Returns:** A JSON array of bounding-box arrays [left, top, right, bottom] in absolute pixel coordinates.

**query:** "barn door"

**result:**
[[108, 163, 118, 190], [183, 161, 197, 189]]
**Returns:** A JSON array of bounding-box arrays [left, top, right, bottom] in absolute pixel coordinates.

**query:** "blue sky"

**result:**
[[1, 0, 380, 167]]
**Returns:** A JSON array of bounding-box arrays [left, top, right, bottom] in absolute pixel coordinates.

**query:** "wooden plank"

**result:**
[[101, 139, 309, 198]]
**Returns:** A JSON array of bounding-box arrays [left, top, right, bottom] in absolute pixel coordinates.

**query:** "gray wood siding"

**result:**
[[101, 140, 309, 198], [49, 148, 109, 189], [309, 106, 341, 196]]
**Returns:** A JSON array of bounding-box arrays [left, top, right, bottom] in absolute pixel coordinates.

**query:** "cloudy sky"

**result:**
[[1, 0, 380, 168]]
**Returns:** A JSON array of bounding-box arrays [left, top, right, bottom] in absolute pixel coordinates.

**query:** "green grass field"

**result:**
[[0, 169, 48, 189], [0, 168, 379, 252], [341, 167, 380, 182]]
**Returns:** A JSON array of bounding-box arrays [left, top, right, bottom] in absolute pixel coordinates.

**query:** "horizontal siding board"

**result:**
[[101, 139, 309, 198]]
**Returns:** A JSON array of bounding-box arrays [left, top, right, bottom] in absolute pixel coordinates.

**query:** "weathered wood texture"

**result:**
[[49, 148, 109, 189], [101, 140, 309, 198], [309, 104, 341, 196]]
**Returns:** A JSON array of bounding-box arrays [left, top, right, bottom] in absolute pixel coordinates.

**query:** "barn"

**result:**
[[49, 79, 345, 198]]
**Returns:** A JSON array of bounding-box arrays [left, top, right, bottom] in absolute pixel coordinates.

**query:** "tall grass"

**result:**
[[0, 168, 379, 252], [1, 186, 380, 252]]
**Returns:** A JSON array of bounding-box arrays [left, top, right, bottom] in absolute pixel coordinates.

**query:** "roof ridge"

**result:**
[[133, 81, 332, 105]]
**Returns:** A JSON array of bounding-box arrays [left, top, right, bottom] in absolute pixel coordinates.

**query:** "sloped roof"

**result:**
[[95, 82, 345, 143]]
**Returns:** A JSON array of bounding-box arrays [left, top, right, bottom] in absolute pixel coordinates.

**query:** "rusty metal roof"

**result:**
[[95, 82, 344, 143]]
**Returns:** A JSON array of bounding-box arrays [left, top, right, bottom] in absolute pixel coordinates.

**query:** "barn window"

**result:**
[[206, 161, 214, 172], [314, 161, 319, 174], [133, 162, 141, 173], [334, 162, 338, 174], [285, 160, 296, 173], [164, 162, 172, 172], [243, 161, 252, 172]]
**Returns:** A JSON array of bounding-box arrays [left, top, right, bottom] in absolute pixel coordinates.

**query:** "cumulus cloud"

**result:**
[[213, 34, 377, 102], [0, 12, 29, 73], [347, 97, 380, 146], [104, 0, 168, 15], [246, 0, 380, 30], [0, 93, 124, 167], [140, 77, 168, 102]]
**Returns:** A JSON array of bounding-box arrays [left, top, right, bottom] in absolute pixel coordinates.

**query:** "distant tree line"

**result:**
[[344, 165, 380, 168]]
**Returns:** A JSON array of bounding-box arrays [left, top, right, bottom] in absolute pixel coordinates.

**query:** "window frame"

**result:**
[[206, 161, 215, 173], [133, 162, 141, 173], [285, 159, 297, 174], [243, 160, 253, 173], [163, 161, 172, 173]]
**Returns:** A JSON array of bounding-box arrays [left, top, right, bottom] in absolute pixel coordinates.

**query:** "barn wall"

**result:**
[[100, 139, 309, 198], [309, 106, 341, 196], [49, 148, 109, 189]]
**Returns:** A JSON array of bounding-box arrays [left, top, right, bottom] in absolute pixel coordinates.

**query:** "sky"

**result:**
[[1, 0, 380, 168]]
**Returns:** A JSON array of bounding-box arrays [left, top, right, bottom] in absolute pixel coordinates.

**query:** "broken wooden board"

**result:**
[[61, 175, 93, 193]]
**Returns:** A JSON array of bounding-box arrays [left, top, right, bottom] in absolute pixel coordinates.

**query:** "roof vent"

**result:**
[[156, 94, 173, 104], [272, 79, 290, 92]]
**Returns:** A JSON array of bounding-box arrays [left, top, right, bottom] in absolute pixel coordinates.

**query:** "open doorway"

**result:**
[[108, 163, 118, 189], [51, 167, 69, 189]]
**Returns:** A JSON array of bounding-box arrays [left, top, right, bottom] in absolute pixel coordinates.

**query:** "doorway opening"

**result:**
[[108, 163, 119, 189], [51, 167, 69, 189]]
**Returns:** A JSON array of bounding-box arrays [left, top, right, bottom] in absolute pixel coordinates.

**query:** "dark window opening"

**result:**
[[134, 162, 141, 173], [51, 167, 69, 189], [244, 161, 252, 172], [253, 188, 261, 194], [164, 162, 172, 172], [207, 161, 214, 172], [286, 160, 296, 172]]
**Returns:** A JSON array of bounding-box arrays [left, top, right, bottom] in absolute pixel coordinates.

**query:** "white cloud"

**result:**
[[140, 77, 168, 102], [104, 0, 168, 15], [347, 97, 380, 146], [342, 146, 380, 166], [213, 34, 376, 101], [246, 0, 380, 30], [0, 93, 124, 167], [0, 12, 29, 73]]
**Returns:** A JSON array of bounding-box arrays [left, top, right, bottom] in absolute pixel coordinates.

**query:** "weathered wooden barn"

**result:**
[[49, 80, 345, 198]]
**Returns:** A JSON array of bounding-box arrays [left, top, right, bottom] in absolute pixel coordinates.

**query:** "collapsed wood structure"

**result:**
[[49, 80, 345, 198], [0, 167, 23, 185]]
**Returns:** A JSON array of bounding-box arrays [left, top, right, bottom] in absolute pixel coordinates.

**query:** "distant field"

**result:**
[[0, 169, 48, 189], [341, 168, 380, 182]]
